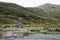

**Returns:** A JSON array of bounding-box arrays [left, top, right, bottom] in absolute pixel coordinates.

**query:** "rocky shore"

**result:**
[[0, 27, 31, 38]]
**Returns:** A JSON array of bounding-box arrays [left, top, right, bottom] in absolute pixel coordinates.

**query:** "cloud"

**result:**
[[0, 0, 60, 7]]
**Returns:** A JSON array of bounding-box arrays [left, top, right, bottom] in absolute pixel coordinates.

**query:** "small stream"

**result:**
[[0, 34, 60, 40]]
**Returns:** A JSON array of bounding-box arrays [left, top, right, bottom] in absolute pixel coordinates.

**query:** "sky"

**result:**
[[0, 0, 60, 7]]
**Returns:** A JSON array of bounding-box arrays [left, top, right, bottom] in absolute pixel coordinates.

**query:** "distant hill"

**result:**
[[27, 3, 60, 27]]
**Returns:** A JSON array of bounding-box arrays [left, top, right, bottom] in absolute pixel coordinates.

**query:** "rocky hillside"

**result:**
[[0, 2, 41, 25], [27, 3, 60, 27], [0, 2, 60, 27]]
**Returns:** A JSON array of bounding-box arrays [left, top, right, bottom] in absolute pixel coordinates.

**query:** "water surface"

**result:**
[[0, 34, 60, 40]]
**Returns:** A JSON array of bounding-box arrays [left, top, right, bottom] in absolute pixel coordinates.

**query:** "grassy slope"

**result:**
[[0, 2, 60, 34], [0, 2, 42, 26], [0, 2, 60, 27], [27, 3, 60, 27]]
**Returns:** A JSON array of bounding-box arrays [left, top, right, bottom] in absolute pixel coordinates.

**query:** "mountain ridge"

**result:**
[[27, 3, 60, 26], [0, 2, 60, 27]]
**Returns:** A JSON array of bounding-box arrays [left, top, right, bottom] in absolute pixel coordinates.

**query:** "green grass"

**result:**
[[0, 2, 60, 34]]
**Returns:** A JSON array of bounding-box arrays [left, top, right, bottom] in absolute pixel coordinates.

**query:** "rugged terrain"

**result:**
[[0, 2, 60, 34], [27, 3, 60, 26], [0, 2, 41, 26]]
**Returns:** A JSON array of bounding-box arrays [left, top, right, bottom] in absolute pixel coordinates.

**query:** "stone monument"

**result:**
[[18, 17, 23, 28]]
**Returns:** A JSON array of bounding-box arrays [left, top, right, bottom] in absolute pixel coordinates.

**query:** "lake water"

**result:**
[[0, 34, 60, 40]]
